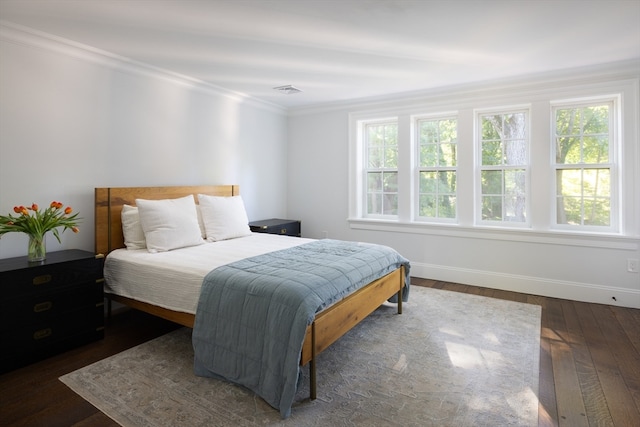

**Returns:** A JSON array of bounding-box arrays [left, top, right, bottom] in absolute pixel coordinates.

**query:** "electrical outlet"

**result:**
[[628, 258, 639, 273]]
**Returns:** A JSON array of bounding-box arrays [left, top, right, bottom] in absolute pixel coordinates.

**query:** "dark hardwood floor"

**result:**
[[1, 278, 638, 427]]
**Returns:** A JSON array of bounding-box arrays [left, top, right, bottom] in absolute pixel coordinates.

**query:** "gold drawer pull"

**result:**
[[32, 274, 52, 285], [280, 228, 287, 234], [33, 301, 53, 312], [33, 328, 52, 340]]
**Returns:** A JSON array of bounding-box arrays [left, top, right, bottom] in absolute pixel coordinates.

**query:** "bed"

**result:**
[[95, 185, 409, 418]]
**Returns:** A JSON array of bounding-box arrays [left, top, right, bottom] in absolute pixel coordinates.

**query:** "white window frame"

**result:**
[[475, 105, 531, 228], [550, 95, 620, 233], [413, 113, 458, 223], [354, 117, 400, 220]]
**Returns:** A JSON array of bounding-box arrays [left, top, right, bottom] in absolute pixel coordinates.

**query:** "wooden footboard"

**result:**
[[96, 185, 405, 401], [302, 266, 404, 399], [300, 266, 403, 366], [105, 266, 404, 400]]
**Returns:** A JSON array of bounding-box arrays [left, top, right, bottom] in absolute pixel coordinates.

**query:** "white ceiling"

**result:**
[[1, 0, 639, 109]]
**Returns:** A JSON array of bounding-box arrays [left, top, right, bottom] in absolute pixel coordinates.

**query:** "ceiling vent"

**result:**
[[273, 85, 302, 95]]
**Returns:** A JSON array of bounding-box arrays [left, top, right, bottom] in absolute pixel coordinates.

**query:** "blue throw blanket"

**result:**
[[192, 239, 410, 418]]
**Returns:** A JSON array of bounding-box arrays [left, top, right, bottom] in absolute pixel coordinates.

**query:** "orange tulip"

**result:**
[[2, 200, 81, 242]]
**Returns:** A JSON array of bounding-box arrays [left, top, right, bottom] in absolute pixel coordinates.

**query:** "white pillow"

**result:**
[[120, 204, 205, 249], [198, 194, 252, 241], [195, 205, 206, 239], [136, 195, 204, 253], [121, 204, 146, 250]]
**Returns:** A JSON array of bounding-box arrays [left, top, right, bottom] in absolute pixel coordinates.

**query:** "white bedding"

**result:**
[[104, 233, 314, 314]]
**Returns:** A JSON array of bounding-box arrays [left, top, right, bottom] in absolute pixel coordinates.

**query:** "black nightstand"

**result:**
[[249, 218, 301, 237], [0, 249, 104, 373]]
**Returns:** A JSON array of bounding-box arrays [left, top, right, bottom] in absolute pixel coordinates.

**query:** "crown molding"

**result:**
[[289, 58, 640, 116], [0, 20, 287, 115]]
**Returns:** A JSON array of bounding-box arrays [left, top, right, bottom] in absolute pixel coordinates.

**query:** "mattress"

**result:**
[[103, 232, 314, 314]]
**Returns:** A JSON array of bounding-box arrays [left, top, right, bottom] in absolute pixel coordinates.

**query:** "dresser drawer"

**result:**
[[1, 309, 104, 373], [0, 281, 102, 328], [0, 250, 104, 373], [1, 258, 101, 297], [1, 305, 104, 352]]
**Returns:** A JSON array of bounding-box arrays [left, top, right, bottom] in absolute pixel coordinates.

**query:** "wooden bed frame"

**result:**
[[95, 185, 404, 400]]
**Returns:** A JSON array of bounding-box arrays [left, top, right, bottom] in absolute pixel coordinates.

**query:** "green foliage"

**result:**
[[555, 104, 611, 226], [0, 202, 81, 242], [366, 123, 397, 168], [417, 118, 458, 219]]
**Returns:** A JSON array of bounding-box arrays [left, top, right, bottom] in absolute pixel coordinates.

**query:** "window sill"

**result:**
[[347, 218, 639, 250]]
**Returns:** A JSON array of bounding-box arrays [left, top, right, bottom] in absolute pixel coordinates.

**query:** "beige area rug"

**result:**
[[60, 286, 541, 426]]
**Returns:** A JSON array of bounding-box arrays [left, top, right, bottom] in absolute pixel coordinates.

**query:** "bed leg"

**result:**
[[398, 278, 403, 315], [106, 296, 112, 321], [310, 322, 317, 400]]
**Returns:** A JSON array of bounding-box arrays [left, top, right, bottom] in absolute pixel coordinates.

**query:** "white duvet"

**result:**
[[104, 233, 313, 314]]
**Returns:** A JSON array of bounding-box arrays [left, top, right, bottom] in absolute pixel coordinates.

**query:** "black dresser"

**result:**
[[249, 218, 301, 237], [0, 249, 104, 373]]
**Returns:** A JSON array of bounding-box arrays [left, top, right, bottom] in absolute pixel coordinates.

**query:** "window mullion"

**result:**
[[397, 114, 412, 222]]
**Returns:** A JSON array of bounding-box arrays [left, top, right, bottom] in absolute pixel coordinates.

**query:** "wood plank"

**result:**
[[611, 305, 640, 357], [72, 411, 117, 427], [441, 282, 469, 293], [575, 301, 640, 427], [538, 336, 559, 427], [492, 288, 527, 303], [94, 188, 111, 255], [536, 295, 559, 427], [561, 300, 613, 426], [544, 299, 589, 426], [466, 285, 485, 296], [431, 280, 446, 289], [410, 277, 437, 287], [551, 339, 589, 426], [589, 303, 640, 425], [478, 286, 496, 298]]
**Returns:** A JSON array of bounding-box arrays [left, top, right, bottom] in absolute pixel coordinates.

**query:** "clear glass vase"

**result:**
[[28, 234, 46, 262]]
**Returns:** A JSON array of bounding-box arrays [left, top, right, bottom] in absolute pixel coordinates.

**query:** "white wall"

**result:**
[[0, 25, 289, 259], [287, 62, 640, 309]]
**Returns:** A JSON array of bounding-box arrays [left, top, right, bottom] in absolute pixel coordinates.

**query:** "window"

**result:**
[[416, 117, 457, 220], [364, 121, 398, 217], [553, 100, 615, 229], [350, 78, 632, 239], [477, 109, 529, 224]]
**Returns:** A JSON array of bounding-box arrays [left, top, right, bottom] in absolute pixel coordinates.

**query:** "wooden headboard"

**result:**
[[94, 185, 239, 256]]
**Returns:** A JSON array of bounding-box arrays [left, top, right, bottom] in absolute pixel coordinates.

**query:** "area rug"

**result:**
[[60, 286, 541, 426]]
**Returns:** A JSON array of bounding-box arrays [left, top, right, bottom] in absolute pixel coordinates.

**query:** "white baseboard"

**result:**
[[410, 262, 640, 309]]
